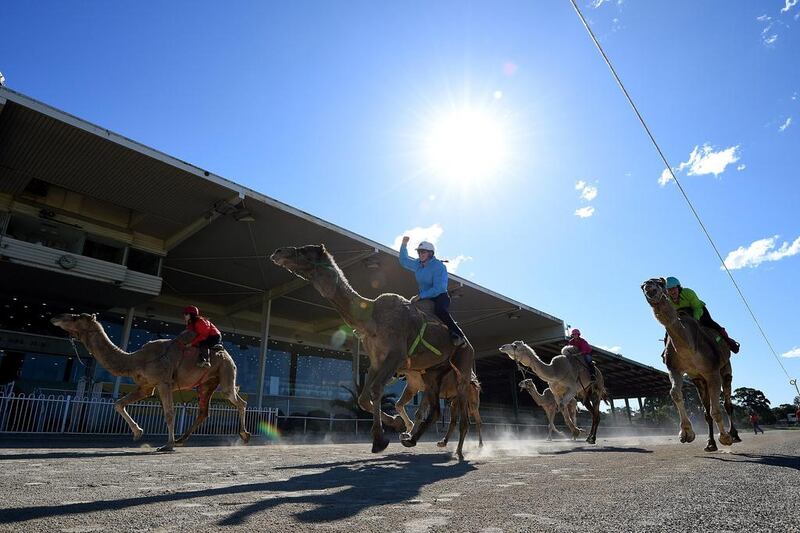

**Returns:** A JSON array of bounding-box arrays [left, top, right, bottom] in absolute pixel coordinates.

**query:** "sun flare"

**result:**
[[424, 107, 508, 184]]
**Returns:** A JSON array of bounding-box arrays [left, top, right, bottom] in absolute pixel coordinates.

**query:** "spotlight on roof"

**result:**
[[364, 258, 381, 270]]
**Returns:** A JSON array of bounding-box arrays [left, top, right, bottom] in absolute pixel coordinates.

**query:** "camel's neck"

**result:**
[[524, 384, 547, 406], [517, 348, 560, 382], [652, 300, 692, 352], [314, 267, 374, 331], [80, 327, 135, 377]]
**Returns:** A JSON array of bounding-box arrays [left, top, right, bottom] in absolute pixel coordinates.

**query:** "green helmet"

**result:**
[[665, 276, 681, 289]]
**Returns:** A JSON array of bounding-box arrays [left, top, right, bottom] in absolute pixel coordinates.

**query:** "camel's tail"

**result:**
[[469, 371, 481, 391]]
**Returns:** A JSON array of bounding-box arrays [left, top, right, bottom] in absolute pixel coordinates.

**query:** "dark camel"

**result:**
[[641, 278, 740, 451], [271, 244, 476, 459]]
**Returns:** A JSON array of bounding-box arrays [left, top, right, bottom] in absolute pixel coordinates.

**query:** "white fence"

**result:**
[[0, 393, 278, 437]]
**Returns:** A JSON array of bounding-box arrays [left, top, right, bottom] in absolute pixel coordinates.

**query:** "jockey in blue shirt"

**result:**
[[399, 236, 466, 346]]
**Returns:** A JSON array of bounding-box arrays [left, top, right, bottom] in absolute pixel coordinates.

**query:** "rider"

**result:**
[[665, 276, 740, 354], [183, 306, 222, 368], [568, 328, 596, 381], [399, 236, 466, 346]]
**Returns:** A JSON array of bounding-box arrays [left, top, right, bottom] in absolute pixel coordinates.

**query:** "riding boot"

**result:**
[[589, 364, 597, 382], [450, 332, 465, 347], [196, 346, 211, 368], [720, 328, 740, 354]]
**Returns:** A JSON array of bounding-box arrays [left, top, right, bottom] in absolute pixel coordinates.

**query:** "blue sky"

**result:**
[[2, 1, 799, 405]]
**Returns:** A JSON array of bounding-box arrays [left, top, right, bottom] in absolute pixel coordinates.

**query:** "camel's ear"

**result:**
[[91, 313, 97, 321], [658, 277, 666, 285]]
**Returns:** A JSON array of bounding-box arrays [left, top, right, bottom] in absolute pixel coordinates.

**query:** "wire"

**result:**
[[568, 0, 796, 389]]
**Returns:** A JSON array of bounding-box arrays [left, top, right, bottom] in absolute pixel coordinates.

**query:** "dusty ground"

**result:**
[[0, 430, 797, 533]]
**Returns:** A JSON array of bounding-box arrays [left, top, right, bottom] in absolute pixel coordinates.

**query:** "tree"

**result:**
[[772, 403, 797, 422], [732, 387, 774, 424], [794, 395, 800, 408]]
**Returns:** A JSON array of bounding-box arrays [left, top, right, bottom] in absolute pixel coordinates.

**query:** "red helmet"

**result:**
[[570, 328, 581, 337], [183, 305, 200, 316]]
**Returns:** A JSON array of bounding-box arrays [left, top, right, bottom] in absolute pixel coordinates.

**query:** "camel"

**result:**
[[395, 369, 483, 449], [51, 313, 250, 451], [518, 378, 577, 441], [500, 341, 608, 444], [641, 277, 740, 452], [271, 244, 476, 460]]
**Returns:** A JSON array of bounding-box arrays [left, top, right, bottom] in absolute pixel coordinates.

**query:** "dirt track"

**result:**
[[0, 431, 798, 532]]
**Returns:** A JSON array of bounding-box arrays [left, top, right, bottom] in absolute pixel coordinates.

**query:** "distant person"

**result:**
[[665, 276, 740, 353], [182, 306, 221, 368], [568, 328, 596, 381], [399, 236, 465, 346], [750, 411, 764, 435]]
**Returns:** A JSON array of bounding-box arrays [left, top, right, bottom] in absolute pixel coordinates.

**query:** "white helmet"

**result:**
[[416, 241, 435, 253]]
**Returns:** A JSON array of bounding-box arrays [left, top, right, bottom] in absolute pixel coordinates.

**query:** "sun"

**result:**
[[424, 107, 508, 185]]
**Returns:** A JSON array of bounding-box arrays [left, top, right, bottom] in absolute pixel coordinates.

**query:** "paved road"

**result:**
[[0, 431, 798, 532]]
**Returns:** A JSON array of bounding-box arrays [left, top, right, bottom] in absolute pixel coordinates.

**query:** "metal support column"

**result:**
[[610, 398, 617, 422], [257, 296, 272, 409], [112, 307, 135, 399], [624, 397, 632, 424], [353, 339, 361, 388], [637, 397, 644, 422], [510, 368, 519, 423]]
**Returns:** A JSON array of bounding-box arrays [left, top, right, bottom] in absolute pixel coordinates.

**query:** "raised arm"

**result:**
[[399, 241, 419, 272]]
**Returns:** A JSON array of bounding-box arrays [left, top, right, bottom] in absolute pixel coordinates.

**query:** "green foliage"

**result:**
[[772, 403, 797, 421], [732, 387, 774, 424]]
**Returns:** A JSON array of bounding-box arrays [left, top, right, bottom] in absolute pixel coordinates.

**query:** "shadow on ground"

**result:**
[[703, 452, 800, 472], [0, 450, 155, 461], [0, 452, 475, 526]]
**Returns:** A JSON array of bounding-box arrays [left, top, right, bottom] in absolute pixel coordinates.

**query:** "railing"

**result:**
[[0, 393, 278, 436]]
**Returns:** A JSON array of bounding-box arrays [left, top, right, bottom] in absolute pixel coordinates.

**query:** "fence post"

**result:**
[[329, 413, 334, 432], [177, 404, 186, 435], [60, 395, 72, 433]]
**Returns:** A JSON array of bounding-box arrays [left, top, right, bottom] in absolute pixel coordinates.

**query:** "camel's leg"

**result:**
[[470, 396, 484, 448], [455, 390, 470, 461], [175, 379, 218, 446], [358, 368, 403, 429], [452, 346, 476, 460], [361, 361, 398, 453], [668, 368, 695, 443], [691, 378, 716, 451], [721, 364, 740, 443], [114, 387, 152, 441], [217, 361, 251, 443], [437, 399, 458, 448], [545, 406, 556, 441], [556, 388, 581, 439], [705, 375, 732, 446], [156, 383, 177, 452], [403, 371, 443, 448], [583, 396, 599, 445], [395, 382, 417, 433]]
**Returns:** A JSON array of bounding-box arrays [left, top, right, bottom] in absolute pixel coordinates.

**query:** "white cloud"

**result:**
[[574, 206, 595, 218], [678, 144, 741, 177], [781, 0, 798, 13], [782, 347, 800, 358], [723, 235, 800, 270], [737, 164, 746, 171], [391, 223, 444, 251], [764, 34, 778, 45], [658, 168, 674, 187], [446, 254, 472, 273], [779, 117, 793, 132], [575, 181, 598, 200], [756, 14, 771, 22], [591, 0, 610, 7], [598, 345, 622, 354]]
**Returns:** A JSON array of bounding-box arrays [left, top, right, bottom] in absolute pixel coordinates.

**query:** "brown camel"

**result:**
[[518, 378, 577, 441], [271, 244, 476, 460], [500, 341, 608, 444], [51, 313, 250, 451], [641, 278, 740, 452], [395, 369, 483, 449]]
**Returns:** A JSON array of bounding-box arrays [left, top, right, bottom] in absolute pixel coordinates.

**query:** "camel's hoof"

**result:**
[[478, 441, 484, 448], [705, 440, 718, 452], [400, 432, 416, 448], [132, 428, 143, 441], [157, 444, 175, 452], [457, 452, 464, 462], [731, 432, 742, 443], [436, 440, 448, 448], [371, 436, 390, 453], [585, 435, 596, 445], [174, 439, 186, 447], [240, 431, 251, 444], [718, 433, 733, 446], [680, 429, 695, 443]]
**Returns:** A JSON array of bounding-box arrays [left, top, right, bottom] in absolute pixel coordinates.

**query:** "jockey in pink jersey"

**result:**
[[568, 328, 596, 381]]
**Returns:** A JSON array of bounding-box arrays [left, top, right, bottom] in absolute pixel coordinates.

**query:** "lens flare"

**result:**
[[258, 420, 281, 440]]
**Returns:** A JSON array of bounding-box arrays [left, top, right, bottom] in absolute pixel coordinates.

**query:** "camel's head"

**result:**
[[499, 340, 530, 361], [518, 378, 535, 391], [270, 244, 331, 280], [641, 277, 668, 306], [51, 313, 100, 339]]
